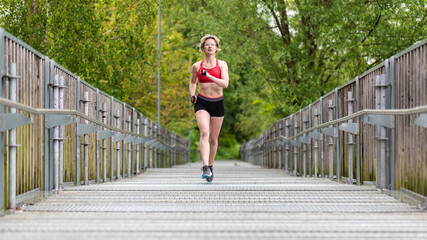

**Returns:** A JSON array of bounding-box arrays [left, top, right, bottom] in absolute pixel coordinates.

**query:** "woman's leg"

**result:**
[[209, 116, 224, 166], [195, 110, 211, 166]]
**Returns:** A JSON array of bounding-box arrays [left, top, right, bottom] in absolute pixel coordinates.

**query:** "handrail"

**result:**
[[257, 104, 427, 147], [0, 97, 185, 150]]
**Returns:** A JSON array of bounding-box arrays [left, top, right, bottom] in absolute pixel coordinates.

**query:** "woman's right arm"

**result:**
[[189, 63, 198, 100]]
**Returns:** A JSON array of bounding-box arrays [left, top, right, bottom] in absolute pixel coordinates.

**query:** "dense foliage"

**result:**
[[1, 0, 425, 159]]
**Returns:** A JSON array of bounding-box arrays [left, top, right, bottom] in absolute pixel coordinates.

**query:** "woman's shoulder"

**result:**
[[192, 61, 202, 68], [192, 61, 202, 71], [218, 59, 228, 68]]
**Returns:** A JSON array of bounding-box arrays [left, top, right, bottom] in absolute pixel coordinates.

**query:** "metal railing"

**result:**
[[0, 28, 189, 213], [241, 38, 427, 197]]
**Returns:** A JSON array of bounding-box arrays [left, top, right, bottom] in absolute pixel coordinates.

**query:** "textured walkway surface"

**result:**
[[1, 160, 427, 239]]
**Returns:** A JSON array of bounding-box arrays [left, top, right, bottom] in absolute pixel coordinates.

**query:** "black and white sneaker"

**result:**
[[201, 165, 212, 179], [206, 166, 214, 183]]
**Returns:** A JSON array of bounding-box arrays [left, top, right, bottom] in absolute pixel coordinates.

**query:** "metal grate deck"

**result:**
[[1, 160, 426, 239]]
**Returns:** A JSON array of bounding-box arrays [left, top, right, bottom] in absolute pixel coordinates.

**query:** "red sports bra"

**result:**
[[197, 59, 221, 83]]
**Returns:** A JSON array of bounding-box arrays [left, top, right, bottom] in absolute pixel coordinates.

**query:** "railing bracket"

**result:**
[[46, 115, 75, 128], [363, 114, 394, 128], [298, 136, 311, 144], [308, 131, 323, 140], [97, 130, 114, 140], [321, 128, 338, 138], [339, 123, 359, 135], [0, 113, 32, 132], [124, 136, 136, 144], [77, 124, 97, 136], [112, 133, 126, 142], [290, 140, 300, 147], [414, 114, 427, 128]]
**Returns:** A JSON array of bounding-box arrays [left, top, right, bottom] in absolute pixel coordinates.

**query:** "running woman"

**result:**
[[189, 35, 229, 182]]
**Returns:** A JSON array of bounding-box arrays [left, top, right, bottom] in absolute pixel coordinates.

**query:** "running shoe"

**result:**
[[201, 165, 212, 179], [206, 166, 214, 182]]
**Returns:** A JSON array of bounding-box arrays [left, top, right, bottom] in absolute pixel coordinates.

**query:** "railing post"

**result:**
[[294, 120, 299, 176], [270, 127, 273, 169], [302, 115, 307, 177], [102, 103, 107, 181], [139, 113, 143, 172], [53, 74, 59, 190], [156, 127, 160, 168], [158, 127, 161, 168], [328, 99, 334, 179], [308, 104, 312, 177], [285, 119, 290, 172], [8, 63, 17, 209], [96, 89, 100, 183], [347, 91, 354, 184], [110, 96, 114, 180], [44, 57, 51, 193], [136, 118, 140, 174], [122, 103, 126, 177], [313, 108, 319, 177], [320, 97, 324, 177], [289, 115, 293, 172], [163, 129, 166, 168], [59, 76, 64, 188], [335, 88, 340, 182], [127, 115, 131, 177], [389, 56, 396, 190], [262, 133, 265, 168], [172, 134, 175, 166], [152, 123, 156, 168], [75, 77, 81, 186], [0, 28, 4, 213], [143, 117, 148, 169], [272, 126, 275, 169], [376, 73, 387, 189], [166, 132, 169, 168], [272, 126, 275, 168], [49, 60, 54, 191], [132, 109, 135, 175], [355, 77, 361, 185], [83, 92, 89, 185], [168, 132, 171, 167], [115, 110, 121, 179], [279, 120, 283, 169], [264, 132, 267, 168], [162, 131, 165, 168], [299, 110, 302, 176], [173, 134, 176, 166], [149, 121, 153, 168]]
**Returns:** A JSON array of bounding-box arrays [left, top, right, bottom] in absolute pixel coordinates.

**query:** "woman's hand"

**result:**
[[190, 95, 197, 104]]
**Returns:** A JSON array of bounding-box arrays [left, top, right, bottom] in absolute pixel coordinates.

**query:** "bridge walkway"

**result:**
[[1, 160, 426, 239]]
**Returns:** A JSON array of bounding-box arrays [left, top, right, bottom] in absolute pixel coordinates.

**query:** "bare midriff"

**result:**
[[198, 82, 223, 98]]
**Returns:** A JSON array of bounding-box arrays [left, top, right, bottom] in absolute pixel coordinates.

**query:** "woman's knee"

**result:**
[[209, 137, 218, 145], [200, 130, 209, 140]]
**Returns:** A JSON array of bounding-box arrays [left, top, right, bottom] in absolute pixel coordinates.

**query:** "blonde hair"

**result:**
[[199, 34, 221, 53]]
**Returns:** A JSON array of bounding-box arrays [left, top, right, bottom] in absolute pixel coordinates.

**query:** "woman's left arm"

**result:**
[[206, 61, 229, 88]]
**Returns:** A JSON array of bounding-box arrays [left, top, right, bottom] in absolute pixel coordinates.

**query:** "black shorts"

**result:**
[[194, 94, 225, 117]]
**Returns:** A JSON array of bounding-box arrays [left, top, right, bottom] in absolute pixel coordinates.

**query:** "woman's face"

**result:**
[[204, 38, 217, 55]]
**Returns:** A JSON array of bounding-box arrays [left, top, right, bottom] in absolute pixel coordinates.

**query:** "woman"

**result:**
[[189, 35, 229, 182]]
